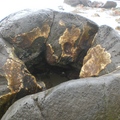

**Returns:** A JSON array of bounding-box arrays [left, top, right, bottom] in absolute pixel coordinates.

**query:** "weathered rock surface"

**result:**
[[80, 25, 120, 77], [0, 9, 98, 118], [0, 9, 98, 69], [2, 68, 120, 120], [93, 25, 120, 69], [0, 8, 120, 120], [0, 8, 98, 84], [0, 37, 42, 118]]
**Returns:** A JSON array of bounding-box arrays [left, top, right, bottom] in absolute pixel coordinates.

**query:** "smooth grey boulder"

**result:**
[[64, 0, 90, 6], [2, 68, 120, 120], [102, 1, 117, 8], [64, 0, 80, 6]]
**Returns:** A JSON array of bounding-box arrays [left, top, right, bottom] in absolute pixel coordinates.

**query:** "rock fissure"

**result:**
[[46, 11, 55, 43], [103, 78, 107, 120], [32, 95, 46, 120]]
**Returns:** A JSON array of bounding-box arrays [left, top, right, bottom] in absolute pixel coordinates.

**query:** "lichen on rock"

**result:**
[[13, 24, 50, 49], [59, 25, 81, 59], [0, 9, 99, 118], [80, 44, 111, 78], [46, 44, 58, 65]]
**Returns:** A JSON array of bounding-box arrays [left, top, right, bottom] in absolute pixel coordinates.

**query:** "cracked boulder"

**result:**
[[0, 9, 98, 118], [2, 68, 120, 120]]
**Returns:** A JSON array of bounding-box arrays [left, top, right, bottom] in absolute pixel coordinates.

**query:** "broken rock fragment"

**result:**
[[80, 25, 120, 77], [80, 45, 111, 78]]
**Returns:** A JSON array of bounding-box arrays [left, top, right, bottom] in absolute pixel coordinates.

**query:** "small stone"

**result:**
[[115, 26, 120, 31], [115, 18, 120, 23], [91, 13, 100, 17], [111, 8, 120, 16]]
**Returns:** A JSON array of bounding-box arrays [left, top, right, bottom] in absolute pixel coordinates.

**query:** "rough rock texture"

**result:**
[[0, 9, 98, 69], [0, 8, 99, 86], [46, 10, 98, 67], [0, 9, 98, 118], [1, 8, 120, 120], [2, 68, 120, 120], [80, 25, 120, 77], [0, 37, 42, 118], [0, 9, 53, 64], [80, 44, 111, 77], [93, 25, 120, 68]]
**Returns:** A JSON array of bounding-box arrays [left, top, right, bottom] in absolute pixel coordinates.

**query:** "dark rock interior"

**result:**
[[26, 50, 80, 90]]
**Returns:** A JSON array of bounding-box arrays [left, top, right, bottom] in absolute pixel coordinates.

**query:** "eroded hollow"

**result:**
[[25, 52, 80, 90]]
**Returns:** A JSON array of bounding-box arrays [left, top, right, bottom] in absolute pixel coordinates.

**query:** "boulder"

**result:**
[[1, 8, 120, 120], [64, 0, 90, 6], [102, 1, 117, 8], [2, 68, 120, 120], [0, 9, 98, 69], [64, 0, 80, 6], [0, 9, 98, 118]]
